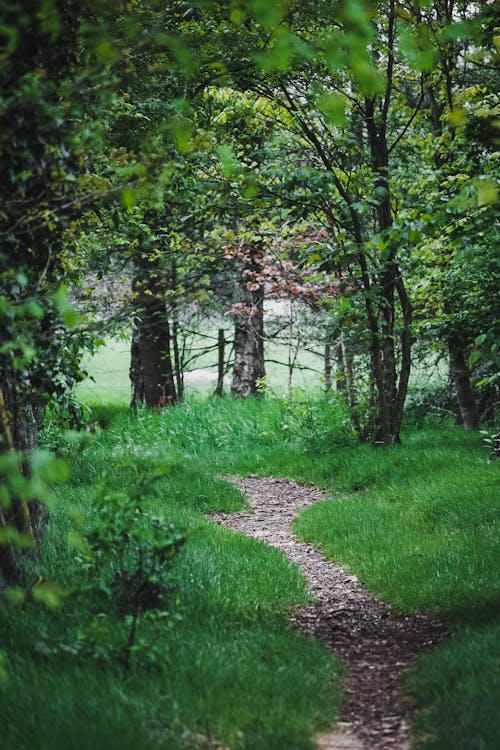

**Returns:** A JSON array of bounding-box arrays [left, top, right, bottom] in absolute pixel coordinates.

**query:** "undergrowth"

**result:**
[[2, 391, 499, 749], [1, 393, 345, 750]]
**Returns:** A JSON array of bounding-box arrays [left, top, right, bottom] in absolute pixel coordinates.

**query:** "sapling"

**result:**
[[83, 476, 185, 668]]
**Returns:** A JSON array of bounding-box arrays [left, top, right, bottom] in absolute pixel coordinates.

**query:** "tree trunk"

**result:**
[[336, 338, 361, 435], [215, 329, 225, 397], [324, 342, 333, 392], [448, 337, 480, 430], [393, 275, 412, 435], [136, 309, 176, 408], [170, 261, 184, 402], [286, 301, 299, 397], [130, 327, 144, 408], [130, 250, 176, 409], [0, 381, 43, 584], [0, 506, 19, 584], [172, 310, 184, 402], [1, 384, 43, 540], [364, 86, 410, 445], [231, 247, 265, 397]]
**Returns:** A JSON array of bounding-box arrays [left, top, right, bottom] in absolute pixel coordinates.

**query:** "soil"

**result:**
[[209, 476, 449, 750]]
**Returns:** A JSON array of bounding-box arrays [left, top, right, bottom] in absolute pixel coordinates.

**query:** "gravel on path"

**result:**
[[209, 476, 449, 750]]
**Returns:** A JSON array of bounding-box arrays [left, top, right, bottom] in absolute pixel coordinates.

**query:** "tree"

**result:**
[[205, 1, 413, 441], [0, 0, 144, 576], [403, 1, 500, 428], [0, 1, 94, 556], [200, 0, 498, 441]]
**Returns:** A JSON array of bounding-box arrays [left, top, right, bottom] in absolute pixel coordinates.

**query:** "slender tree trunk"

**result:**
[[231, 246, 266, 397], [287, 301, 300, 397], [448, 337, 480, 430], [324, 342, 333, 391], [342, 342, 356, 409], [130, 327, 144, 408], [0, 505, 19, 584], [172, 310, 184, 402], [336, 338, 361, 436], [170, 261, 184, 401], [1, 384, 45, 540], [0, 381, 42, 584], [215, 329, 225, 397], [394, 275, 412, 434]]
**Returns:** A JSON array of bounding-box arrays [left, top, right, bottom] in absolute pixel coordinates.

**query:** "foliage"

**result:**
[[403, 378, 459, 427], [1, 397, 342, 749], [0, 446, 69, 585], [78, 477, 185, 668], [1, 2, 499, 744]]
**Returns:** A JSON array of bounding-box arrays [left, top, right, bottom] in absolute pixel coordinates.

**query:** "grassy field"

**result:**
[[2, 383, 499, 749], [1, 397, 344, 750], [77, 329, 327, 405], [288, 427, 500, 750]]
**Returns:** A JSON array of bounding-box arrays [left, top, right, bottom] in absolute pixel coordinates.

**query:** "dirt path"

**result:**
[[210, 476, 448, 750]]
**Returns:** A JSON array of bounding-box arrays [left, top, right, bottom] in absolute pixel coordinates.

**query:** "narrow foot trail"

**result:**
[[210, 476, 448, 750]]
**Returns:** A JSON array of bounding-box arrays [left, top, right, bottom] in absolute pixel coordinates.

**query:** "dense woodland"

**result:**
[[0, 2, 499, 749]]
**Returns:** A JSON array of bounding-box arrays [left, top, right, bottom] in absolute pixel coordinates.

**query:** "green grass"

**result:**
[[293, 432, 500, 623], [3, 389, 499, 749], [408, 624, 500, 750], [1, 396, 344, 750], [289, 429, 500, 750], [77, 330, 327, 405]]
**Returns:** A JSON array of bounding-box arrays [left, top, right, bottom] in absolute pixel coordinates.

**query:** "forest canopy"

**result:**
[[0, 0, 499, 565]]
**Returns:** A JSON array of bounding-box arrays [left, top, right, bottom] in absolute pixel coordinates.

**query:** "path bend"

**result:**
[[210, 476, 448, 750]]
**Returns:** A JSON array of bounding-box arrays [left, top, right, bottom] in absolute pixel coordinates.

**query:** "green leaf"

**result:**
[[94, 40, 118, 64], [53, 284, 80, 328], [31, 451, 70, 483], [250, 0, 285, 27], [217, 145, 240, 178], [26, 300, 45, 319], [475, 179, 498, 206], [121, 188, 135, 209], [5, 587, 24, 606], [62, 308, 80, 327], [0, 527, 34, 548], [0, 486, 9, 508], [318, 93, 346, 127], [468, 350, 481, 366], [32, 582, 66, 609], [399, 27, 438, 72], [474, 378, 490, 388], [448, 109, 468, 127], [53, 284, 68, 311]]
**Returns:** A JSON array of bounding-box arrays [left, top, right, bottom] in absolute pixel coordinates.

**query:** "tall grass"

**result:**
[[289, 428, 500, 750], [2, 395, 344, 750], [3, 390, 498, 749], [293, 431, 500, 623]]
